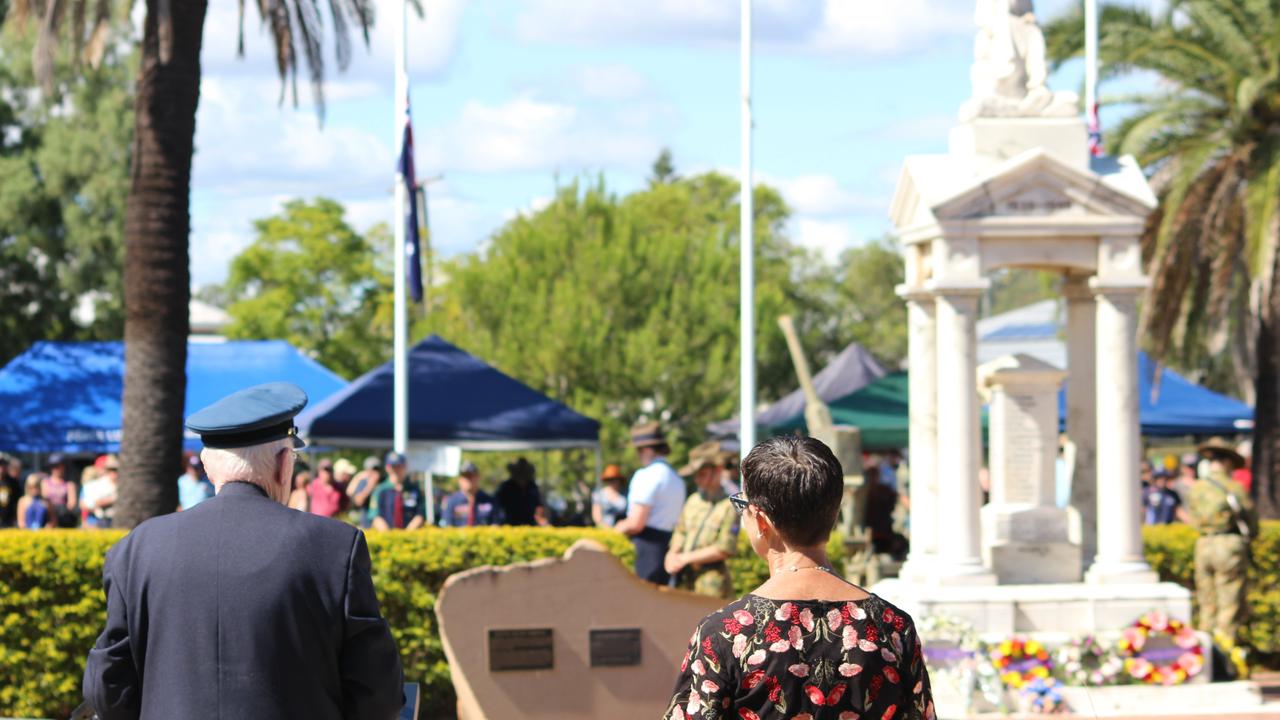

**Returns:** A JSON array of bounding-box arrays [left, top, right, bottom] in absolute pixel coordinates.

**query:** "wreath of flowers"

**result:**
[[1053, 635, 1126, 687], [989, 637, 1053, 690], [1116, 611, 1204, 686]]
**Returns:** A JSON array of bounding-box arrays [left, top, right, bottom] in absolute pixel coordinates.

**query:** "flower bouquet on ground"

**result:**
[[917, 615, 994, 714], [989, 636, 1053, 690], [1117, 611, 1204, 685], [1017, 677, 1068, 714]]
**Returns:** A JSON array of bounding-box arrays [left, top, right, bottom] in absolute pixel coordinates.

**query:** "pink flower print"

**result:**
[[776, 602, 795, 622], [732, 634, 749, 658], [839, 662, 863, 677], [881, 648, 897, 663], [799, 608, 815, 632], [842, 625, 858, 651], [913, 680, 923, 695], [788, 663, 810, 678], [743, 670, 766, 688], [747, 649, 767, 666], [701, 679, 720, 694], [839, 713, 861, 720], [734, 609, 756, 626], [770, 639, 792, 653], [890, 632, 904, 656], [858, 639, 878, 652], [789, 625, 805, 651], [686, 690, 702, 715], [692, 659, 706, 676], [827, 608, 843, 631], [850, 603, 867, 621]]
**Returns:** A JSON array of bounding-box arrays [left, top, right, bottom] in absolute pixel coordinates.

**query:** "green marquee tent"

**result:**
[[767, 372, 919, 451]]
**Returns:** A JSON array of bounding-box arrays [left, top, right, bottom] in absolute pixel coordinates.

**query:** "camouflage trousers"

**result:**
[[1194, 534, 1250, 642], [675, 563, 733, 599]]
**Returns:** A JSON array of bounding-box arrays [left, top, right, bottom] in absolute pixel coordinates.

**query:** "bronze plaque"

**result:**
[[489, 628, 554, 672], [590, 628, 642, 668]]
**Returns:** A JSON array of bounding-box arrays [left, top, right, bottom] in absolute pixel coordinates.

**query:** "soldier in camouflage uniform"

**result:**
[[1187, 438, 1259, 644], [664, 443, 740, 598]]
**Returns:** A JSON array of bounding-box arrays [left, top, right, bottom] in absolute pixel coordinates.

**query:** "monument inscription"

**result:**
[[589, 628, 642, 668], [488, 628, 554, 672]]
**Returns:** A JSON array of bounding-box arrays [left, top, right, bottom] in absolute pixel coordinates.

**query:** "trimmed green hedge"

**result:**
[[1143, 521, 1280, 659], [1, 523, 1276, 719]]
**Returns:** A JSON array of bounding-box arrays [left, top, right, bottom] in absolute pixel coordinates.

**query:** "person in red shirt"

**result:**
[[307, 459, 344, 518]]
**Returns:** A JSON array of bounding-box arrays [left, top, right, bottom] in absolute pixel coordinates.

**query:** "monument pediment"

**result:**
[[891, 147, 1156, 231], [932, 149, 1154, 222]]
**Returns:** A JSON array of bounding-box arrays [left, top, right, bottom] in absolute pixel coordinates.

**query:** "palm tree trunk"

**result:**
[[1252, 250, 1280, 520], [115, 0, 208, 528]]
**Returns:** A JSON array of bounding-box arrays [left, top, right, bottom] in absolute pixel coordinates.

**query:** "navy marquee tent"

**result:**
[[0, 340, 347, 454], [297, 335, 600, 450]]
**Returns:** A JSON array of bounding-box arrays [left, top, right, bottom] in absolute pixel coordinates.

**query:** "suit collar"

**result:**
[[217, 481, 270, 498]]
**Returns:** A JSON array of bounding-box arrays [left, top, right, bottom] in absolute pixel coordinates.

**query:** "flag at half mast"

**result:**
[[397, 97, 424, 303]]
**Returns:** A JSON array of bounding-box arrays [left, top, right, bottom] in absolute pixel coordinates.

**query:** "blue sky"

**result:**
[[188, 0, 1102, 288]]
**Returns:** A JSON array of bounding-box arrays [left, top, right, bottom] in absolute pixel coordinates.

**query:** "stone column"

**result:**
[[1064, 277, 1097, 569], [1086, 279, 1157, 584], [898, 289, 938, 581], [932, 286, 996, 584]]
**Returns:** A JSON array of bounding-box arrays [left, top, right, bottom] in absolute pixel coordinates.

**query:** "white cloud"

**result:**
[[812, 0, 972, 55], [770, 173, 884, 217], [514, 0, 973, 56], [419, 94, 660, 173], [792, 218, 857, 262]]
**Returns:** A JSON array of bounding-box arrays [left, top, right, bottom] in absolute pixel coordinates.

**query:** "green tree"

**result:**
[[1047, 0, 1280, 517], [4, 0, 376, 526], [833, 237, 908, 368], [420, 173, 826, 460], [224, 199, 393, 380], [649, 148, 677, 185], [0, 18, 131, 363]]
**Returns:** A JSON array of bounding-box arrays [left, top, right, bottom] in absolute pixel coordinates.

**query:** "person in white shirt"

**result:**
[[613, 421, 687, 584]]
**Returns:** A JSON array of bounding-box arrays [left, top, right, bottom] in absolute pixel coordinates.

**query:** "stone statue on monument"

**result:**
[[961, 0, 1078, 120]]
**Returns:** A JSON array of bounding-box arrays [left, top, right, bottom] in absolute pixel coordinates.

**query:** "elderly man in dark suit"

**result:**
[[83, 382, 403, 720]]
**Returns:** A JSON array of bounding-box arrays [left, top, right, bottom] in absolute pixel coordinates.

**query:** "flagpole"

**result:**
[[739, 0, 756, 456], [1084, 0, 1099, 153], [392, 0, 408, 456]]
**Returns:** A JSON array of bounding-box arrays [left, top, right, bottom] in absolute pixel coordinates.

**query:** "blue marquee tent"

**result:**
[[0, 341, 347, 454], [1066, 352, 1253, 436], [297, 335, 600, 450]]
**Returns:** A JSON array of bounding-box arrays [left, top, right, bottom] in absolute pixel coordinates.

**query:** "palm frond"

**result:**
[[246, 0, 371, 120]]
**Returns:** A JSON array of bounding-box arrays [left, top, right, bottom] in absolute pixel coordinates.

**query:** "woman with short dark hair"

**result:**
[[665, 436, 934, 720]]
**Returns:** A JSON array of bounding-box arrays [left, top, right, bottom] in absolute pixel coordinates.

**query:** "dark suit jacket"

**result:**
[[83, 481, 403, 720]]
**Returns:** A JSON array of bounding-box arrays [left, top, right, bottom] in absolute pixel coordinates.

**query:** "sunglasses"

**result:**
[[728, 492, 752, 514]]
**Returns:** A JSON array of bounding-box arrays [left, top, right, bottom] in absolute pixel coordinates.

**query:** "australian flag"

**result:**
[[398, 100, 424, 303], [1087, 102, 1103, 158]]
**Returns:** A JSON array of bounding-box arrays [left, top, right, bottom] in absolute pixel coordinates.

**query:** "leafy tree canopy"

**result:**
[[418, 170, 862, 461], [0, 18, 132, 363], [223, 198, 393, 379]]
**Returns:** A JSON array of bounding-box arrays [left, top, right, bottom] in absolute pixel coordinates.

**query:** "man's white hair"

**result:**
[[201, 439, 292, 500]]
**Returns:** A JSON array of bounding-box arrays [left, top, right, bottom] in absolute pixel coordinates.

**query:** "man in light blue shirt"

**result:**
[[177, 453, 214, 511], [613, 421, 686, 585]]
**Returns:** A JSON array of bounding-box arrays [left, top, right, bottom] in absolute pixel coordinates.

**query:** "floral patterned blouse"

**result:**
[[666, 593, 935, 720]]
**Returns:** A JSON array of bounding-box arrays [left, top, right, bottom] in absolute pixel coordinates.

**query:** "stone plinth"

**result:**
[[950, 117, 1090, 169], [436, 540, 722, 720], [978, 354, 1081, 584], [873, 578, 1192, 638]]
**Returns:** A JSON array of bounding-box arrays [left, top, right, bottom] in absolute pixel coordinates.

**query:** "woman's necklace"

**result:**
[[785, 564, 833, 574]]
